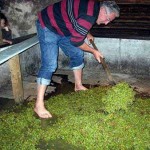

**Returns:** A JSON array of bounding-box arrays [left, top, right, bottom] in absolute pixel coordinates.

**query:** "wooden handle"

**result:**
[[90, 40, 104, 64], [90, 40, 116, 85]]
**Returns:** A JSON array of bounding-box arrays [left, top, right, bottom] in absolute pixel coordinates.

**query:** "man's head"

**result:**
[[96, 1, 120, 25]]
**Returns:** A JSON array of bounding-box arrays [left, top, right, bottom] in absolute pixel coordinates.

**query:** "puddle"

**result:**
[[34, 114, 59, 129], [36, 139, 84, 150]]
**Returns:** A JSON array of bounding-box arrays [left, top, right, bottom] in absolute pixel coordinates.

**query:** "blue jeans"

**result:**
[[36, 20, 84, 85]]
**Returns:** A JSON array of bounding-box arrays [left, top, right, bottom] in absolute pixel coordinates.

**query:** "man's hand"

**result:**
[[79, 40, 104, 63], [93, 49, 104, 63]]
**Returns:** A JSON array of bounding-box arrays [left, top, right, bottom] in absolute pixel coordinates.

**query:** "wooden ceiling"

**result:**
[[98, 0, 150, 4], [115, 0, 150, 4], [91, 1, 150, 40]]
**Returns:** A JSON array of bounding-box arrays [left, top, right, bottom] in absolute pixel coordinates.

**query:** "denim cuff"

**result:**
[[37, 78, 51, 85], [71, 63, 84, 70]]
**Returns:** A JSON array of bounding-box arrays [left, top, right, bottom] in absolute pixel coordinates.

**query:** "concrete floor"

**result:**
[[0, 68, 150, 102]]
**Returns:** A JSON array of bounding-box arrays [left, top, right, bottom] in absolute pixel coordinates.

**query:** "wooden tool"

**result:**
[[90, 40, 116, 85]]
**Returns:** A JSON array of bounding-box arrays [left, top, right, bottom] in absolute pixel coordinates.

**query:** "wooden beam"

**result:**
[[116, 0, 150, 4], [0, 35, 38, 64], [99, 0, 150, 4], [8, 55, 24, 103]]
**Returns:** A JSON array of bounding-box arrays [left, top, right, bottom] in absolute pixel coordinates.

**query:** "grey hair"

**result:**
[[100, 1, 120, 17]]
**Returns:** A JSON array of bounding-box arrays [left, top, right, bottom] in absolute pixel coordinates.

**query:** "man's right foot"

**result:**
[[75, 85, 88, 92]]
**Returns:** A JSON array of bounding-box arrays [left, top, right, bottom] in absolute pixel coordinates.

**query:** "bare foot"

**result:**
[[75, 84, 88, 92], [34, 106, 52, 119]]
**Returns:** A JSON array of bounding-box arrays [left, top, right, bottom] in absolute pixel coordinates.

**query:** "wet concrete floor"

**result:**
[[0, 69, 150, 109]]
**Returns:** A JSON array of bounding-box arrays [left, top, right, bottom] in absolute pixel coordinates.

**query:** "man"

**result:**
[[35, 0, 120, 118]]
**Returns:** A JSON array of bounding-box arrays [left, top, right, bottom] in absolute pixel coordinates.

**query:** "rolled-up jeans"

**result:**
[[36, 20, 84, 85]]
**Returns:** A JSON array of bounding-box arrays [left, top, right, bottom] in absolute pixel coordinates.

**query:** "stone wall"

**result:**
[[0, 37, 150, 88], [1, 0, 60, 37]]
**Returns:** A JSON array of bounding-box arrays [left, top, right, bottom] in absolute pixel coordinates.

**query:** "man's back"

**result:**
[[38, 0, 100, 46]]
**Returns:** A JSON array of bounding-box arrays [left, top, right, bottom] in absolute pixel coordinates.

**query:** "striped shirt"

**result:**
[[38, 0, 100, 47]]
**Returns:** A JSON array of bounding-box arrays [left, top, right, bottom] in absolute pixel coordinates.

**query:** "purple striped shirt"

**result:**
[[38, 0, 100, 46]]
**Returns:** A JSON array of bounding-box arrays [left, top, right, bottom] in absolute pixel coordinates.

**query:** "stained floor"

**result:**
[[0, 69, 150, 110]]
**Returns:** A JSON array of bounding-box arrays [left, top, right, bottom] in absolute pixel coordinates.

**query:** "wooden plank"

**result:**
[[8, 55, 24, 103], [119, 7, 150, 15], [90, 28, 150, 40], [97, 23, 150, 30], [0, 35, 39, 64], [99, 0, 150, 4], [0, 33, 36, 49], [117, 1, 150, 4], [114, 19, 150, 23], [116, 16, 150, 20]]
